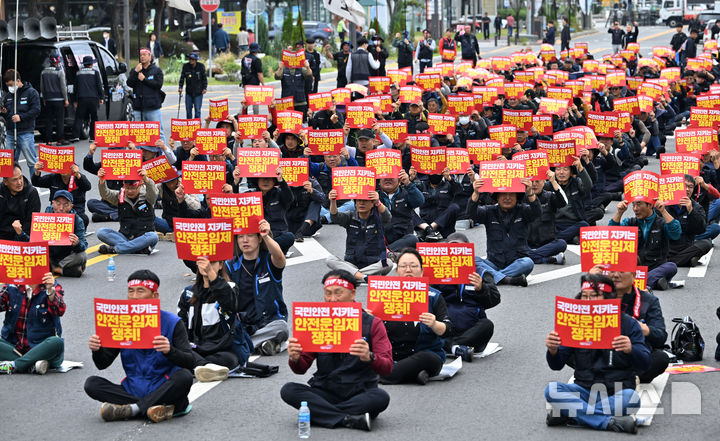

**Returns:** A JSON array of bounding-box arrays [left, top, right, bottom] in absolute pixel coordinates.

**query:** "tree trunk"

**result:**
[[55, 0, 67, 25], [111, 3, 121, 58], [153, 0, 165, 40], [240, 0, 248, 29]]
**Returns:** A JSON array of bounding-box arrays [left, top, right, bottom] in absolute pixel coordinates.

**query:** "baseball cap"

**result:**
[[357, 128, 374, 139], [189, 52, 200, 60], [82, 55, 95, 65], [249, 42, 261, 53], [52, 190, 74, 203]]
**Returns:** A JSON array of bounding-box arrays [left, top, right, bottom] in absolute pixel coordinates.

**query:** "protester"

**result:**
[[127, 48, 166, 142], [552, 156, 593, 244], [377, 168, 424, 251], [0, 163, 41, 240], [624, 21, 639, 48], [369, 35, 389, 76], [438, 28, 457, 63], [608, 21, 625, 54], [415, 29, 436, 73], [543, 21, 556, 45], [275, 58, 313, 119], [455, 25, 480, 67], [304, 40, 322, 94], [392, 31, 415, 73], [346, 37, 379, 87], [179, 53, 207, 119], [325, 41, 352, 88], [1, 70, 41, 175], [72, 55, 103, 142], [527, 171, 568, 265], [83, 141, 126, 222], [39, 52, 68, 145], [667, 177, 712, 267]]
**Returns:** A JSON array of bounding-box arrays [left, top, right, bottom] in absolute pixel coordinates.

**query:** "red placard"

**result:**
[[0, 241, 48, 284], [307, 129, 344, 155], [417, 242, 475, 284], [406, 133, 432, 148], [236, 148, 280, 178], [375, 94, 393, 114], [660, 153, 702, 176], [477, 160, 526, 192], [427, 113, 456, 136], [613, 96, 640, 115], [532, 114, 553, 136], [558, 126, 599, 151], [555, 297, 621, 349], [366, 150, 402, 178], [411, 146, 446, 175], [467, 139, 503, 162], [94, 121, 129, 147], [634, 266, 648, 291], [181, 161, 226, 194], [194, 128, 227, 155], [276, 110, 303, 133], [367, 276, 429, 321], [538, 140, 576, 167], [446, 94, 476, 115], [446, 148, 470, 174], [503, 82, 526, 99], [690, 107, 720, 128], [209, 98, 229, 121], [30, 213, 74, 245], [580, 226, 639, 272], [244, 85, 274, 106], [0, 150, 13, 177], [282, 50, 306, 69], [398, 85, 422, 104], [101, 150, 142, 180], [415, 73, 441, 91], [38, 144, 74, 174], [292, 302, 362, 353], [659, 174, 687, 205], [332, 167, 375, 199], [638, 82, 664, 101], [606, 71, 627, 87], [308, 92, 333, 112], [171, 118, 201, 141], [345, 104, 376, 128], [141, 156, 179, 184], [538, 97, 569, 115], [546, 87, 573, 101], [208, 192, 264, 234], [330, 88, 352, 106], [513, 149, 549, 180], [675, 127, 718, 154], [279, 158, 309, 186], [502, 108, 533, 132], [94, 298, 161, 349], [695, 93, 720, 109], [275, 96, 295, 111], [368, 76, 391, 94], [488, 124, 517, 148], [174, 218, 234, 260], [586, 111, 621, 138], [376, 120, 408, 143], [236, 115, 267, 139], [128, 121, 160, 146], [623, 170, 659, 204]]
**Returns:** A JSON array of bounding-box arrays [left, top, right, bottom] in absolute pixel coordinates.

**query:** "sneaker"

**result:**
[[146, 404, 175, 423], [260, 339, 281, 356], [546, 409, 569, 426], [655, 277, 670, 291], [416, 369, 430, 385], [98, 244, 115, 254], [606, 415, 637, 434], [194, 363, 229, 382], [503, 274, 528, 287], [342, 413, 371, 431], [669, 280, 685, 289], [100, 402, 134, 421], [164, 232, 175, 242], [424, 227, 443, 242], [0, 361, 14, 374], [553, 252, 565, 265], [454, 345, 474, 363], [138, 246, 153, 255], [294, 232, 304, 242], [690, 256, 700, 267], [31, 360, 48, 375]]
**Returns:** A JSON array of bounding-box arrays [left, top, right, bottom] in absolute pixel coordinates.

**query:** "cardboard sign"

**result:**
[[101, 150, 142, 180], [666, 364, 720, 374], [174, 218, 234, 261], [411, 146, 446, 175], [513, 150, 549, 180], [331, 88, 352, 106], [0, 150, 13, 177], [279, 158, 309, 186], [376, 120, 408, 143], [29, 213, 74, 246], [660, 153, 702, 177], [209, 98, 229, 121], [244, 85, 274, 106], [141, 156, 179, 184], [127, 121, 161, 146], [307, 129, 344, 155], [477, 161, 526, 193], [366, 150, 402, 179], [332, 167, 375, 199], [675, 127, 718, 154], [555, 297, 621, 349], [94, 298, 161, 349], [546, 87, 573, 102], [427, 113, 456, 136], [236, 115, 267, 139], [624, 170, 659, 204], [468, 139, 503, 162], [275, 110, 303, 133], [94, 121, 129, 147], [538, 97, 569, 115], [586, 111, 621, 138], [415, 73, 441, 91], [580, 226, 639, 272], [292, 302, 362, 352], [282, 49, 306, 68], [181, 161, 226, 194], [659, 174, 687, 205], [39, 144, 74, 174], [503, 108, 533, 132], [367, 277, 429, 321], [194, 128, 227, 155], [446, 94, 476, 115], [208, 193, 264, 234], [417, 243, 475, 284], [538, 140, 576, 167], [387, 68, 411, 86], [399, 85, 423, 104], [488, 124, 517, 148], [613, 96, 640, 115], [236, 148, 280, 178], [446, 148, 470, 174], [368, 76, 391, 95], [171, 118, 201, 141], [275, 96, 294, 111], [345, 104, 376, 128], [308, 92, 333, 112], [690, 107, 720, 128], [0, 241, 48, 284], [532, 114, 553, 136], [634, 266, 648, 291]]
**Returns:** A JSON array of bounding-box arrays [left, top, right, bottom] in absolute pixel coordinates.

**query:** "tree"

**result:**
[[291, 11, 305, 46], [387, 0, 423, 35], [257, 15, 269, 52], [281, 9, 294, 47], [152, 0, 165, 41]]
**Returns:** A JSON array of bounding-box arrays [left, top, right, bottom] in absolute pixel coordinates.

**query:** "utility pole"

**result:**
[[124, 0, 130, 62]]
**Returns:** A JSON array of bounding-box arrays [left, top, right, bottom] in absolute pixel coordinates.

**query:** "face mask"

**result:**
[[7, 86, 15, 93], [459, 116, 470, 125]]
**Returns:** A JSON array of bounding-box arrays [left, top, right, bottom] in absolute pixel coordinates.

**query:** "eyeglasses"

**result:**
[[397, 264, 421, 270]]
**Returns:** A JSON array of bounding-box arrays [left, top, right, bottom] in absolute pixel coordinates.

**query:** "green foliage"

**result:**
[[261, 54, 279, 79], [389, 4, 406, 36], [281, 10, 294, 47], [497, 7, 527, 21], [257, 16, 270, 53], [292, 12, 306, 46], [160, 56, 184, 83]]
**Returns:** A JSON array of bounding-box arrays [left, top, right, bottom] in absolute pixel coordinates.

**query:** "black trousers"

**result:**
[[561, 40, 570, 51], [43, 101, 65, 142], [638, 349, 671, 384], [381, 351, 443, 384], [388, 233, 419, 252], [84, 369, 193, 414], [280, 382, 390, 428], [668, 239, 712, 267], [73, 98, 99, 139], [422, 203, 461, 238], [192, 350, 238, 369], [483, 25, 490, 39], [444, 318, 494, 353]]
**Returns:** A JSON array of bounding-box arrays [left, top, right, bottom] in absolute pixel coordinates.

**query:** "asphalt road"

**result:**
[[6, 26, 720, 441]]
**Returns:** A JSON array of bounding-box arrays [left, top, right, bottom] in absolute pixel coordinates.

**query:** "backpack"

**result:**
[[670, 316, 705, 361]]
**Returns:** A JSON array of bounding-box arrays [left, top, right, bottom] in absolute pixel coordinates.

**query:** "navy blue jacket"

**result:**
[[435, 270, 500, 333], [1, 82, 41, 133], [1, 284, 63, 349]]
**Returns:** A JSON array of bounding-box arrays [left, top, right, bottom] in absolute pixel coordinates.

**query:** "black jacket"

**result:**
[[1, 82, 41, 133], [0, 177, 40, 240], [527, 188, 566, 248], [668, 201, 707, 250], [435, 271, 500, 334], [608, 28, 625, 45], [454, 33, 480, 59], [620, 288, 667, 350], [127, 63, 165, 111], [31, 172, 91, 214], [670, 32, 687, 52], [179, 62, 207, 97], [544, 26, 556, 45], [561, 25, 571, 43], [75, 66, 104, 101]]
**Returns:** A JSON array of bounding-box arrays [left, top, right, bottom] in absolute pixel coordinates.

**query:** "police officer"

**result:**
[[178, 53, 207, 119], [72, 55, 103, 142], [40, 52, 68, 145]]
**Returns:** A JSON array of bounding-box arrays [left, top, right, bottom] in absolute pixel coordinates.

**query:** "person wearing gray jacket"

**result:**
[[39, 52, 68, 144]]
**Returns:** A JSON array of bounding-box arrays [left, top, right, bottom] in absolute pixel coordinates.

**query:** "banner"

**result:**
[[366, 276, 429, 321], [275, 96, 295, 111], [580, 226, 638, 272], [0, 150, 13, 177], [467, 139, 503, 162], [292, 302, 362, 353], [181, 161, 226, 194], [446, 94, 476, 115], [366, 149, 402, 179], [427, 113, 456, 136], [101, 150, 142, 180], [29, 212, 74, 246], [623, 170, 659, 204], [555, 297, 621, 349], [235, 115, 267, 139], [375, 120, 407, 143], [488, 124, 517, 148], [244, 85, 274, 106], [94, 121, 129, 147], [141, 156, 178, 184], [477, 160, 526, 193], [532, 114, 553, 136], [279, 158, 309, 186], [512, 150, 549, 180], [194, 128, 227, 155], [209, 99, 229, 121], [538, 97, 569, 115], [690, 107, 720, 128], [503, 108, 533, 132], [308, 92, 333, 112], [660, 153, 702, 176], [282, 49, 306, 69], [308, 129, 344, 155], [236, 148, 280, 178], [208, 193, 264, 234], [411, 146, 446, 175], [345, 103, 376, 128], [276, 110, 303, 133], [368, 76, 391, 94], [538, 140, 576, 167], [0, 241, 48, 284], [417, 242, 475, 284], [331, 88, 352, 106], [446, 148, 470, 174], [634, 266, 648, 291], [659, 174, 686, 205], [94, 298, 161, 349], [332, 167, 375, 199], [675, 127, 718, 154], [38, 144, 74, 174], [173, 218, 234, 261], [415, 73, 441, 91], [171, 118, 202, 141]]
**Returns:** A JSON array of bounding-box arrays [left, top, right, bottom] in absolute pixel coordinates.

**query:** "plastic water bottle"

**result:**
[[107, 257, 116, 282], [298, 401, 310, 438]]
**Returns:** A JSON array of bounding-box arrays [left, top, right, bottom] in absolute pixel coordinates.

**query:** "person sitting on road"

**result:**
[[0, 163, 41, 241], [544, 274, 650, 434], [83, 141, 126, 222], [280, 270, 393, 432], [246, 167, 296, 254], [377, 168, 424, 252], [304, 146, 358, 223], [528, 170, 568, 265], [287, 177, 325, 242], [32, 161, 92, 228], [415, 168, 463, 241], [172, 138, 208, 171], [550, 156, 593, 245], [84, 270, 194, 423], [667, 175, 713, 267], [0, 272, 65, 375]]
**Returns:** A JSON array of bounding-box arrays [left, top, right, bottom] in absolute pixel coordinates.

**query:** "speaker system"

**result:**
[[23, 17, 41, 40], [7, 18, 23, 41], [0, 21, 8, 41], [39, 17, 57, 39]]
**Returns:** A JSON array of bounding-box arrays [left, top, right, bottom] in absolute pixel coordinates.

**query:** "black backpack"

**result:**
[[670, 316, 705, 361]]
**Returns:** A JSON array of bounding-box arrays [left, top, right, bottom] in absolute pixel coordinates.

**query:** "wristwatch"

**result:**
[[367, 351, 375, 363]]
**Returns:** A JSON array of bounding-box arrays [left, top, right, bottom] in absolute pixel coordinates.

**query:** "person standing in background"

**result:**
[[415, 29, 436, 74], [624, 21, 639, 48], [40, 52, 68, 145], [237, 27, 250, 53], [482, 13, 491, 40], [72, 55, 104, 143], [178, 53, 207, 119], [506, 14, 515, 38], [102, 30, 117, 57], [561, 17, 571, 51], [147, 33, 163, 64]]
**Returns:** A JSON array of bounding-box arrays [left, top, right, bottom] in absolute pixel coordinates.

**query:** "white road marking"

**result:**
[[688, 248, 713, 278], [565, 244, 580, 256], [188, 355, 260, 403], [527, 264, 582, 285], [636, 372, 670, 426], [287, 237, 332, 267], [39, 190, 49, 196]]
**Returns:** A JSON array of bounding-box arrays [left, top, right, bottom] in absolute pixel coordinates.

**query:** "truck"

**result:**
[[658, 0, 712, 27]]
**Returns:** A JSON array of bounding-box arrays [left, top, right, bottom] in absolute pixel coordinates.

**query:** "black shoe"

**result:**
[[504, 275, 527, 287], [655, 277, 669, 291], [416, 370, 430, 385], [98, 244, 115, 254], [62, 264, 84, 278], [294, 232, 304, 242], [546, 410, 569, 427], [320, 217, 329, 225], [92, 213, 111, 223], [690, 256, 700, 267], [571, 236, 580, 245], [611, 192, 624, 201], [138, 246, 153, 255], [606, 415, 637, 434], [342, 413, 371, 431], [454, 345, 474, 363], [424, 227, 442, 242]]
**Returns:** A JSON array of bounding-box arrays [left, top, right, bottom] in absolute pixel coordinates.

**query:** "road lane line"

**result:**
[[287, 237, 332, 267], [86, 253, 115, 267], [188, 355, 260, 403], [527, 264, 582, 285], [688, 248, 713, 278]]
